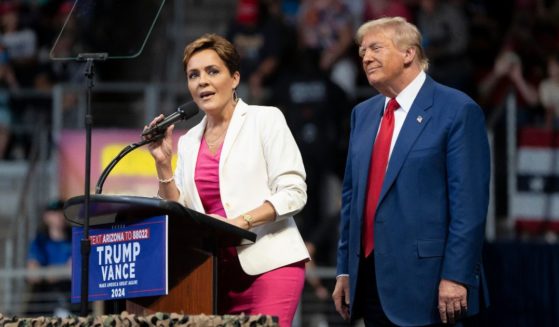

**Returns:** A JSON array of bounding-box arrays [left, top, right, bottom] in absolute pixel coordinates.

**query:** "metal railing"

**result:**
[[0, 88, 59, 316], [0, 266, 72, 316]]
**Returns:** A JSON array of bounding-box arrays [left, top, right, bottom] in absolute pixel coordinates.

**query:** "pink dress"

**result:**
[[194, 137, 305, 327]]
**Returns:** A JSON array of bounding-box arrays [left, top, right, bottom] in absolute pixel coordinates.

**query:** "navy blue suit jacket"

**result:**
[[336, 76, 490, 326]]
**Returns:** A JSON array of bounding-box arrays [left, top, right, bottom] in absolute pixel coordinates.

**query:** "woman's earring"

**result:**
[[233, 88, 238, 102]]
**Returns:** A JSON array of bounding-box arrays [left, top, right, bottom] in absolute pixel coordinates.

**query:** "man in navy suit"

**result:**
[[332, 17, 490, 326]]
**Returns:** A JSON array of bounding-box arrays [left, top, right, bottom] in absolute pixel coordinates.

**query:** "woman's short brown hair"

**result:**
[[182, 33, 240, 76]]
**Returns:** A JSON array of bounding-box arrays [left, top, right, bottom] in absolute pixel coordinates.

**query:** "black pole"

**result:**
[[77, 53, 107, 316]]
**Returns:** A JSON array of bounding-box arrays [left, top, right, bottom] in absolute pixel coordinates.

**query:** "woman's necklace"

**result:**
[[205, 132, 225, 149], [205, 109, 233, 152], [205, 125, 228, 151]]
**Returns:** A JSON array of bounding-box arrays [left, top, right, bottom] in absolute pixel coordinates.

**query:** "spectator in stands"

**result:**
[[416, 0, 473, 95], [226, 0, 287, 104], [540, 52, 559, 129], [362, 0, 413, 24], [48, 1, 85, 128], [280, 0, 300, 26], [478, 11, 543, 126], [0, 1, 46, 160], [296, 0, 357, 99], [477, 20, 543, 226], [0, 42, 18, 160], [270, 45, 350, 301], [49, 0, 83, 81], [26, 199, 72, 317], [144, 34, 309, 327], [478, 48, 540, 126], [0, 1, 39, 88], [27, 199, 72, 283]]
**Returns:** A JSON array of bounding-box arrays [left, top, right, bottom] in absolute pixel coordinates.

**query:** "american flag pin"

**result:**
[[417, 116, 423, 123]]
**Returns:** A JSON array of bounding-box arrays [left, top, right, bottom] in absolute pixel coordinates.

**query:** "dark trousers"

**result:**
[[355, 253, 484, 327], [355, 253, 397, 326]]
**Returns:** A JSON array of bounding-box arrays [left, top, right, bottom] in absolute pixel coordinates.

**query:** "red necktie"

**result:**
[[362, 98, 399, 258]]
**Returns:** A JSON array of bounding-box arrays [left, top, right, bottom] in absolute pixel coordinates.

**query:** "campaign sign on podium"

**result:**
[[71, 215, 168, 302]]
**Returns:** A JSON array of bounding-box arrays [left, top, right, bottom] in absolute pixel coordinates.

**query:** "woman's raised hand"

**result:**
[[143, 114, 175, 165]]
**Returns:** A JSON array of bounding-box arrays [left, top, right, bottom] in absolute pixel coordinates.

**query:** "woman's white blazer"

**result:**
[[174, 99, 310, 275]]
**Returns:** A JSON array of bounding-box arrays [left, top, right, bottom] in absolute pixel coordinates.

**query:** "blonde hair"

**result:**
[[182, 33, 240, 76], [356, 17, 429, 71]]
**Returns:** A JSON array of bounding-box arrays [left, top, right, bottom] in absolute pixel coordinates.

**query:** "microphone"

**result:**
[[142, 101, 199, 137]]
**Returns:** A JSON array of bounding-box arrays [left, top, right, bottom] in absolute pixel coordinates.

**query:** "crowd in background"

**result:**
[[0, 0, 556, 153], [1, 0, 559, 316], [0, 0, 78, 161]]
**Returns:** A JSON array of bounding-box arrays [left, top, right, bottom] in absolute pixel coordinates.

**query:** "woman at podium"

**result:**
[[144, 33, 310, 327]]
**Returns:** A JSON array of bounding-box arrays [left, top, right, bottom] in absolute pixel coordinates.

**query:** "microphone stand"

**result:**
[[76, 52, 107, 316], [95, 134, 163, 195], [97, 101, 197, 193]]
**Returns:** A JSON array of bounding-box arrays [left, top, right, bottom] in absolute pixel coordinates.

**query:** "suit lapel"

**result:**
[[184, 100, 247, 211], [356, 99, 384, 222], [377, 78, 435, 205], [184, 116, 206, 210]]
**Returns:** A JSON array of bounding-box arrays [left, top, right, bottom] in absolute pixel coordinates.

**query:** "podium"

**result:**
[[64, 195, 256, 316]]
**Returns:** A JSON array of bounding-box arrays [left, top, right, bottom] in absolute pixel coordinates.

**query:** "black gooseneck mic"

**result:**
[[142, 101, 199, 137], [96, 101, 199, 194]]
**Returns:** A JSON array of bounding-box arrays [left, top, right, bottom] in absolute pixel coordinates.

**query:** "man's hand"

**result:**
[[438, 279, 468, 324], [332, 275, 350, 320]]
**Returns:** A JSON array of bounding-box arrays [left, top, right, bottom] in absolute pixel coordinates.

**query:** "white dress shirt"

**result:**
[[386, 71, 426, 158]]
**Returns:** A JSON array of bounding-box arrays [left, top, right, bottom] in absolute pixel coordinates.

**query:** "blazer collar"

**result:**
[[186, 98, 248, 151], [180, 99, 249, 212], [220, 99, 248, 163]]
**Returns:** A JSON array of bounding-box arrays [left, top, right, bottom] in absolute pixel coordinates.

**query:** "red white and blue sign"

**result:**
[[71, 215, 168, 302], [514, 128, 559, 233]]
